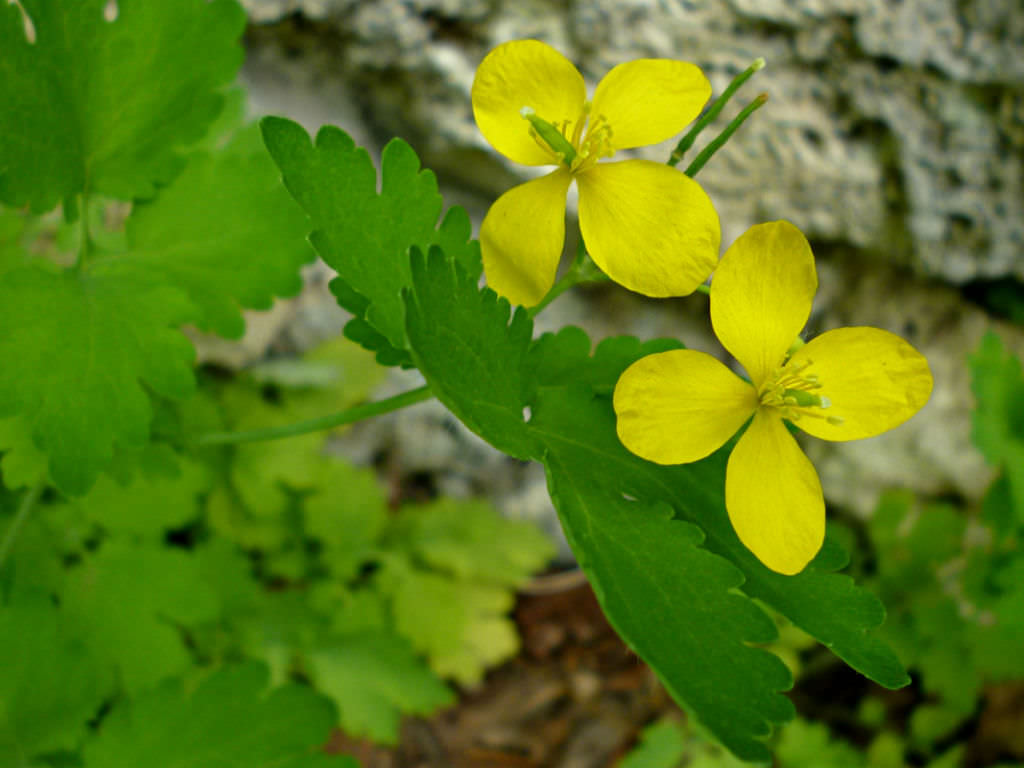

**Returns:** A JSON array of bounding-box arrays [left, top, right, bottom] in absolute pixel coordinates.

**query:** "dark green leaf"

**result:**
[[536, 387, 793, 761], [403, 245, 537, 460], [260, 117, 479, 360]]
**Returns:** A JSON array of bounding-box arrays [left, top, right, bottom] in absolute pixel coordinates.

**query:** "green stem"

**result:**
[[527, 238, 609, 319], [694, 283, 710, 296], [684, 93, 768, 178], [0, 482, 44, 571], [74, 192, 91, 272], [194, 384, 435, 446], [668, 57, 765, 168]]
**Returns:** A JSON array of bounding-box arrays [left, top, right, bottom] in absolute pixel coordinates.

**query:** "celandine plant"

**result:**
[[0, 2, 935, 762]]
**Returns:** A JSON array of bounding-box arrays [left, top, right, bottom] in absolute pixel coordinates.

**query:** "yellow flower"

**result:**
[[472, 39, 721, 307], [613, 221, 933, 575]]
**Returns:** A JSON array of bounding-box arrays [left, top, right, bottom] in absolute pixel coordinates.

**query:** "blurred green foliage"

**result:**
[[0, 336, 554, 765]]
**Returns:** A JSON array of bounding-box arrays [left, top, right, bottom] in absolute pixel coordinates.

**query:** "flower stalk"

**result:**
[[195, 384, 435, 446]]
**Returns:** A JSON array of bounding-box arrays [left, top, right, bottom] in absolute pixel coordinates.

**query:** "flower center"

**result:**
[[520, 101, 615, 173], [759, 358, 843, 425]]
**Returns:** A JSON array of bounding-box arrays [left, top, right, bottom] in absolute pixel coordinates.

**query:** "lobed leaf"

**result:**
[[0, 0, 245, 211], [401, 247, 910, 758], [403, 245, 536, 460], [260, 117, 480, 363], [0, 267, 196, 496], [0, 591, 115, 764], [62, 540, 221, 693], [110, 125, 315, 338], [83, 662, 355, 768], [308, 633, 454, 745]]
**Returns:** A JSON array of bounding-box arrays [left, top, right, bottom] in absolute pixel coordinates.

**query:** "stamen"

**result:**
[[759, 357, 838, 423]]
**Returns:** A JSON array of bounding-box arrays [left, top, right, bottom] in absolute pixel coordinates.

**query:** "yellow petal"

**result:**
[[614, 349, 758, 464], [577, 159, 720, 297], [480, 169, 572, 307], [786, 327, 934, 441], [472, 40, 587, 167], [710, 221, 817, 388], [591, 59, 711, 150], [726, 409, 825, 575]]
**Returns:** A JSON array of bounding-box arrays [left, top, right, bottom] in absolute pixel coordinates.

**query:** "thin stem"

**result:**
[[194, 384, 435, 446], [74, 192, 91, 272], [0, 482, 44, 571], [694, 283, 710, 296], [684, 93, 768, 178], [668, 57, 765, 168], [527, 272, 576, 319], [527, 238, 610, 319]]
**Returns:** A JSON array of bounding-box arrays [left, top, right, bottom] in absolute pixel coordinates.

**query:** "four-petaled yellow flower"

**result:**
[[613, 221, 934, 575], [472, 39, 721, 307]]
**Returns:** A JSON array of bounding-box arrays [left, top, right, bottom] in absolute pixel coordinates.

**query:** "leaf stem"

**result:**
[[528, 238, 610, 319], [684, 93, 768, 178], [0, 481, 44, 572], [193, 384, 435, 446], [668, 57, 765, 168], [74, 192, 92, 272]]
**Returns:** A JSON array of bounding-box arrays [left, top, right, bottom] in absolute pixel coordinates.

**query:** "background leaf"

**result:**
[[969, 331, 1024, 515], [109, 125, 314, 338], [0, 268, 196, 495], [82, 662, 355, 768], [0, 0, 245, 211], [0, 591, 115, 764], [308, 633, 455, 745], [62, 541, 221, 693]]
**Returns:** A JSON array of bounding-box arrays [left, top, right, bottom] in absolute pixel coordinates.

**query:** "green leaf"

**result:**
[[260, 117, 480, 362], [0, 0, 246, 211], [618, 718, 688, 768], [308, 632, 454, 744], [304, 460, 388, 583], [969, 331, 1024, 514], [400, 248, 909, 759], [62, 540, 221, 693], [82, 662, 355, 768], [386, 497, 554, 586], [109, 126, 314, 338], [54, 456, 209, 540], [249, 334, 388, 428], [534, 387, 909, 692], [380, 559, 519, 686], [0, 267, 196, 495], [403, 245, 537, 460], [220, 385, 325, 519], [0, 415, 48, 490], [537, 390, 793, 762], [0, 591, 115, 764], [775, 719, 862, 768]]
